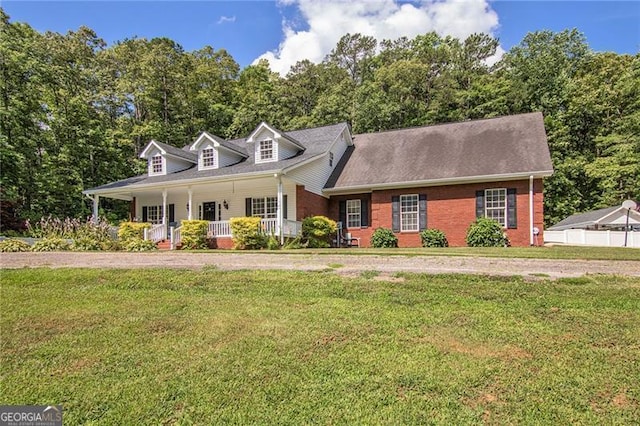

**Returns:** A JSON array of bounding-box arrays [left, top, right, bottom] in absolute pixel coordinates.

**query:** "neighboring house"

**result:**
[[83, 112, 553, 247], [547, 205, 640, 231], [545, 204, 640, 248]]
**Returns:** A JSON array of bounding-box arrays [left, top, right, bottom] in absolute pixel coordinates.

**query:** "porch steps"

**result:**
[[156, 240, 171, 250]]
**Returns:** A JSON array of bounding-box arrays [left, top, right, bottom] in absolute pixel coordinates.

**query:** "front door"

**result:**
[[203, 202, 216, 221]]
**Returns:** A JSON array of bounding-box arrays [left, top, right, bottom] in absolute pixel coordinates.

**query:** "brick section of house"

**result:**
[[296, 185, 329, 219], [328, 193, 374, 247], [327, 179, 544, 247]]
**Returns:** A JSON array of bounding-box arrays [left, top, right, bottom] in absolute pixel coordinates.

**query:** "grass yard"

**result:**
[[1, 268, 639, 424], [190, 245, 640, 261]]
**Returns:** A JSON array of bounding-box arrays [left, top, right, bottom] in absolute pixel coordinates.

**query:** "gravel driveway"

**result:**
[[2, 252, 639, 279]]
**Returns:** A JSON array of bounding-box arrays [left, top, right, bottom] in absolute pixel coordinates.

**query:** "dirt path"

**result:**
[[2, 252, 639, 279]]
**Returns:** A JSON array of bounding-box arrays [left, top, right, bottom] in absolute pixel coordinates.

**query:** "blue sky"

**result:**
[[3, 1, 639, 75]]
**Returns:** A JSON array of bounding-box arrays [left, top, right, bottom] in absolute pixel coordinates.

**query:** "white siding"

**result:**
[[147, 148, 164, 176], [198, 143, 218, 170], [218, 150, 242, 167], [277, 139, 299, 160], [287, 133, 349, 195], [134, 178, 298, 223], [197, 143, 243, 170], [165, 157, 193, 174]]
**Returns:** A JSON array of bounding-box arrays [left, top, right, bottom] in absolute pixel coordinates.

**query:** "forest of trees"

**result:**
[[1, 9, 638, 230]]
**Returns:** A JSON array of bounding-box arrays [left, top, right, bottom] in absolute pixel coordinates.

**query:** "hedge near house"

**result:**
[[118, 222, 151, 242], [370, 227, 398, 248], [301, 216, 337, 248], [465, 218, 510, 247], [230, 217, 267, 250], [180, 220, 209, 250]]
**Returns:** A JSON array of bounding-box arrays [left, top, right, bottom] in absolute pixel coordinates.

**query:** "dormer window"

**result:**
[[151, 155, 163, 174], [259, 139, 274, 161], [202, 148, 216, 168]]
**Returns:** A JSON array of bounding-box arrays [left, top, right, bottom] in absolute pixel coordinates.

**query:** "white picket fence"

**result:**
[[545, 230, 639, 248]]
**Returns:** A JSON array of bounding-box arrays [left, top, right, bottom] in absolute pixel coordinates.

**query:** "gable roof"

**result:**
[[246, 122, 306, 150], [548, 205, 640, 230], [191, 131, 248, 157], [140, 140, 197, 163], [85, 122, 348, 194], [325, 112, 553, 192]]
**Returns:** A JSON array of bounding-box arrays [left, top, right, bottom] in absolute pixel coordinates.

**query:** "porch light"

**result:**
[[223, 200, 229, 209]]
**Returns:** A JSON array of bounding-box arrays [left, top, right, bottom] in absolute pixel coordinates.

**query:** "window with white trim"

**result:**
[[252, 197, 277, 218], [346, 199, 361, 228], [147, 205, 161, 224], [258, 139, 274, 161], [201, 148, 216, 168], [151, 155, 163, 174], [485, 188, 507, 227], [400, 194, 419, 232]]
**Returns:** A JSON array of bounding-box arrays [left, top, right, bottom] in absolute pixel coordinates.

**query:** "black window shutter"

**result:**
[[168, 204, 175, 223], [507, 188, 517, 229], [419, 194, 427, 230], [392, 196, 400, 232], [360, 199, 369, 228], [338, 200, 346, 228], [142, 206, 148, 222], [245, 198, 252, 216], [283, 195, 288, 219], [475, 190, 485, 219]]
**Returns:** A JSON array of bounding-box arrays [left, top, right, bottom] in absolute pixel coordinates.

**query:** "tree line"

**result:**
[[1, 9, 638, 230]]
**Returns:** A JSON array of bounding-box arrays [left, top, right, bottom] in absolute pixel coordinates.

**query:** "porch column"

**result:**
[[187, 187, 193, 220], [92, 194, 99, 223], [276, 174, 284, 244], [162, 189, 167, 225]]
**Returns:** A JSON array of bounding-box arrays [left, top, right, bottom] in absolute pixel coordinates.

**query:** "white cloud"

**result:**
[[217, 15, 236, 24], [255, 0, 502, 75]]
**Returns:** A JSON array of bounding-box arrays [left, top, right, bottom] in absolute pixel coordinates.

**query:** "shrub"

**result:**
[[282, 236, 304, 249], [32, 237, 71, 252], [266, 234, 280, 250], [230, 217, 267, 250], [123, 239, 158, 252], [72, 237, 102, 251], [180, 220, 209, 250], [301, 216, 337, 248], [0, 239, 31, 252], [420, 228, 449, 248], [370, 227, 398, 248], [118, 222, 151, 243], [465, 218, 510, 247], [28, 215, 114, 243]]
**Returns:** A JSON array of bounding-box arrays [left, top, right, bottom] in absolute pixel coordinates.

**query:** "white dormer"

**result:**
[[190, 132, 247, 171], [246, 122, 305, 164], [140, 140, 196, 176]]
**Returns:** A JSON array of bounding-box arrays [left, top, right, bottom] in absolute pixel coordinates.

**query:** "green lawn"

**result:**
[[2, 268, 639, 424], [191, 245, 640, 261]]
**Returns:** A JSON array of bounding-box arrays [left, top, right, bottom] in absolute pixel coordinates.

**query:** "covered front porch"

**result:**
[[89, 174, 303, 248]]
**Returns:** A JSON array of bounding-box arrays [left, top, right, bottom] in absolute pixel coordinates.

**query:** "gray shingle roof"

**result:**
[[325, 112, 553, 190], [86, 122, 348, 193], [200, 131, 248, 157], [150, 140, 198, 162]]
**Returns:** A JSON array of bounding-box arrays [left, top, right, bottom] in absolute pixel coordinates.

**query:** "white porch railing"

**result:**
[[144, 224, 166, 243], [282, 219, 303, 237], [170, 226, 181, 250], [208, 221, 232, 237], [169, 219, 303, 249]]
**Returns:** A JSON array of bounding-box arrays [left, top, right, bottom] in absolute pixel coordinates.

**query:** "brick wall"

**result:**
[[296, 185, 329, 219], [327, 179, 545, 247]]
